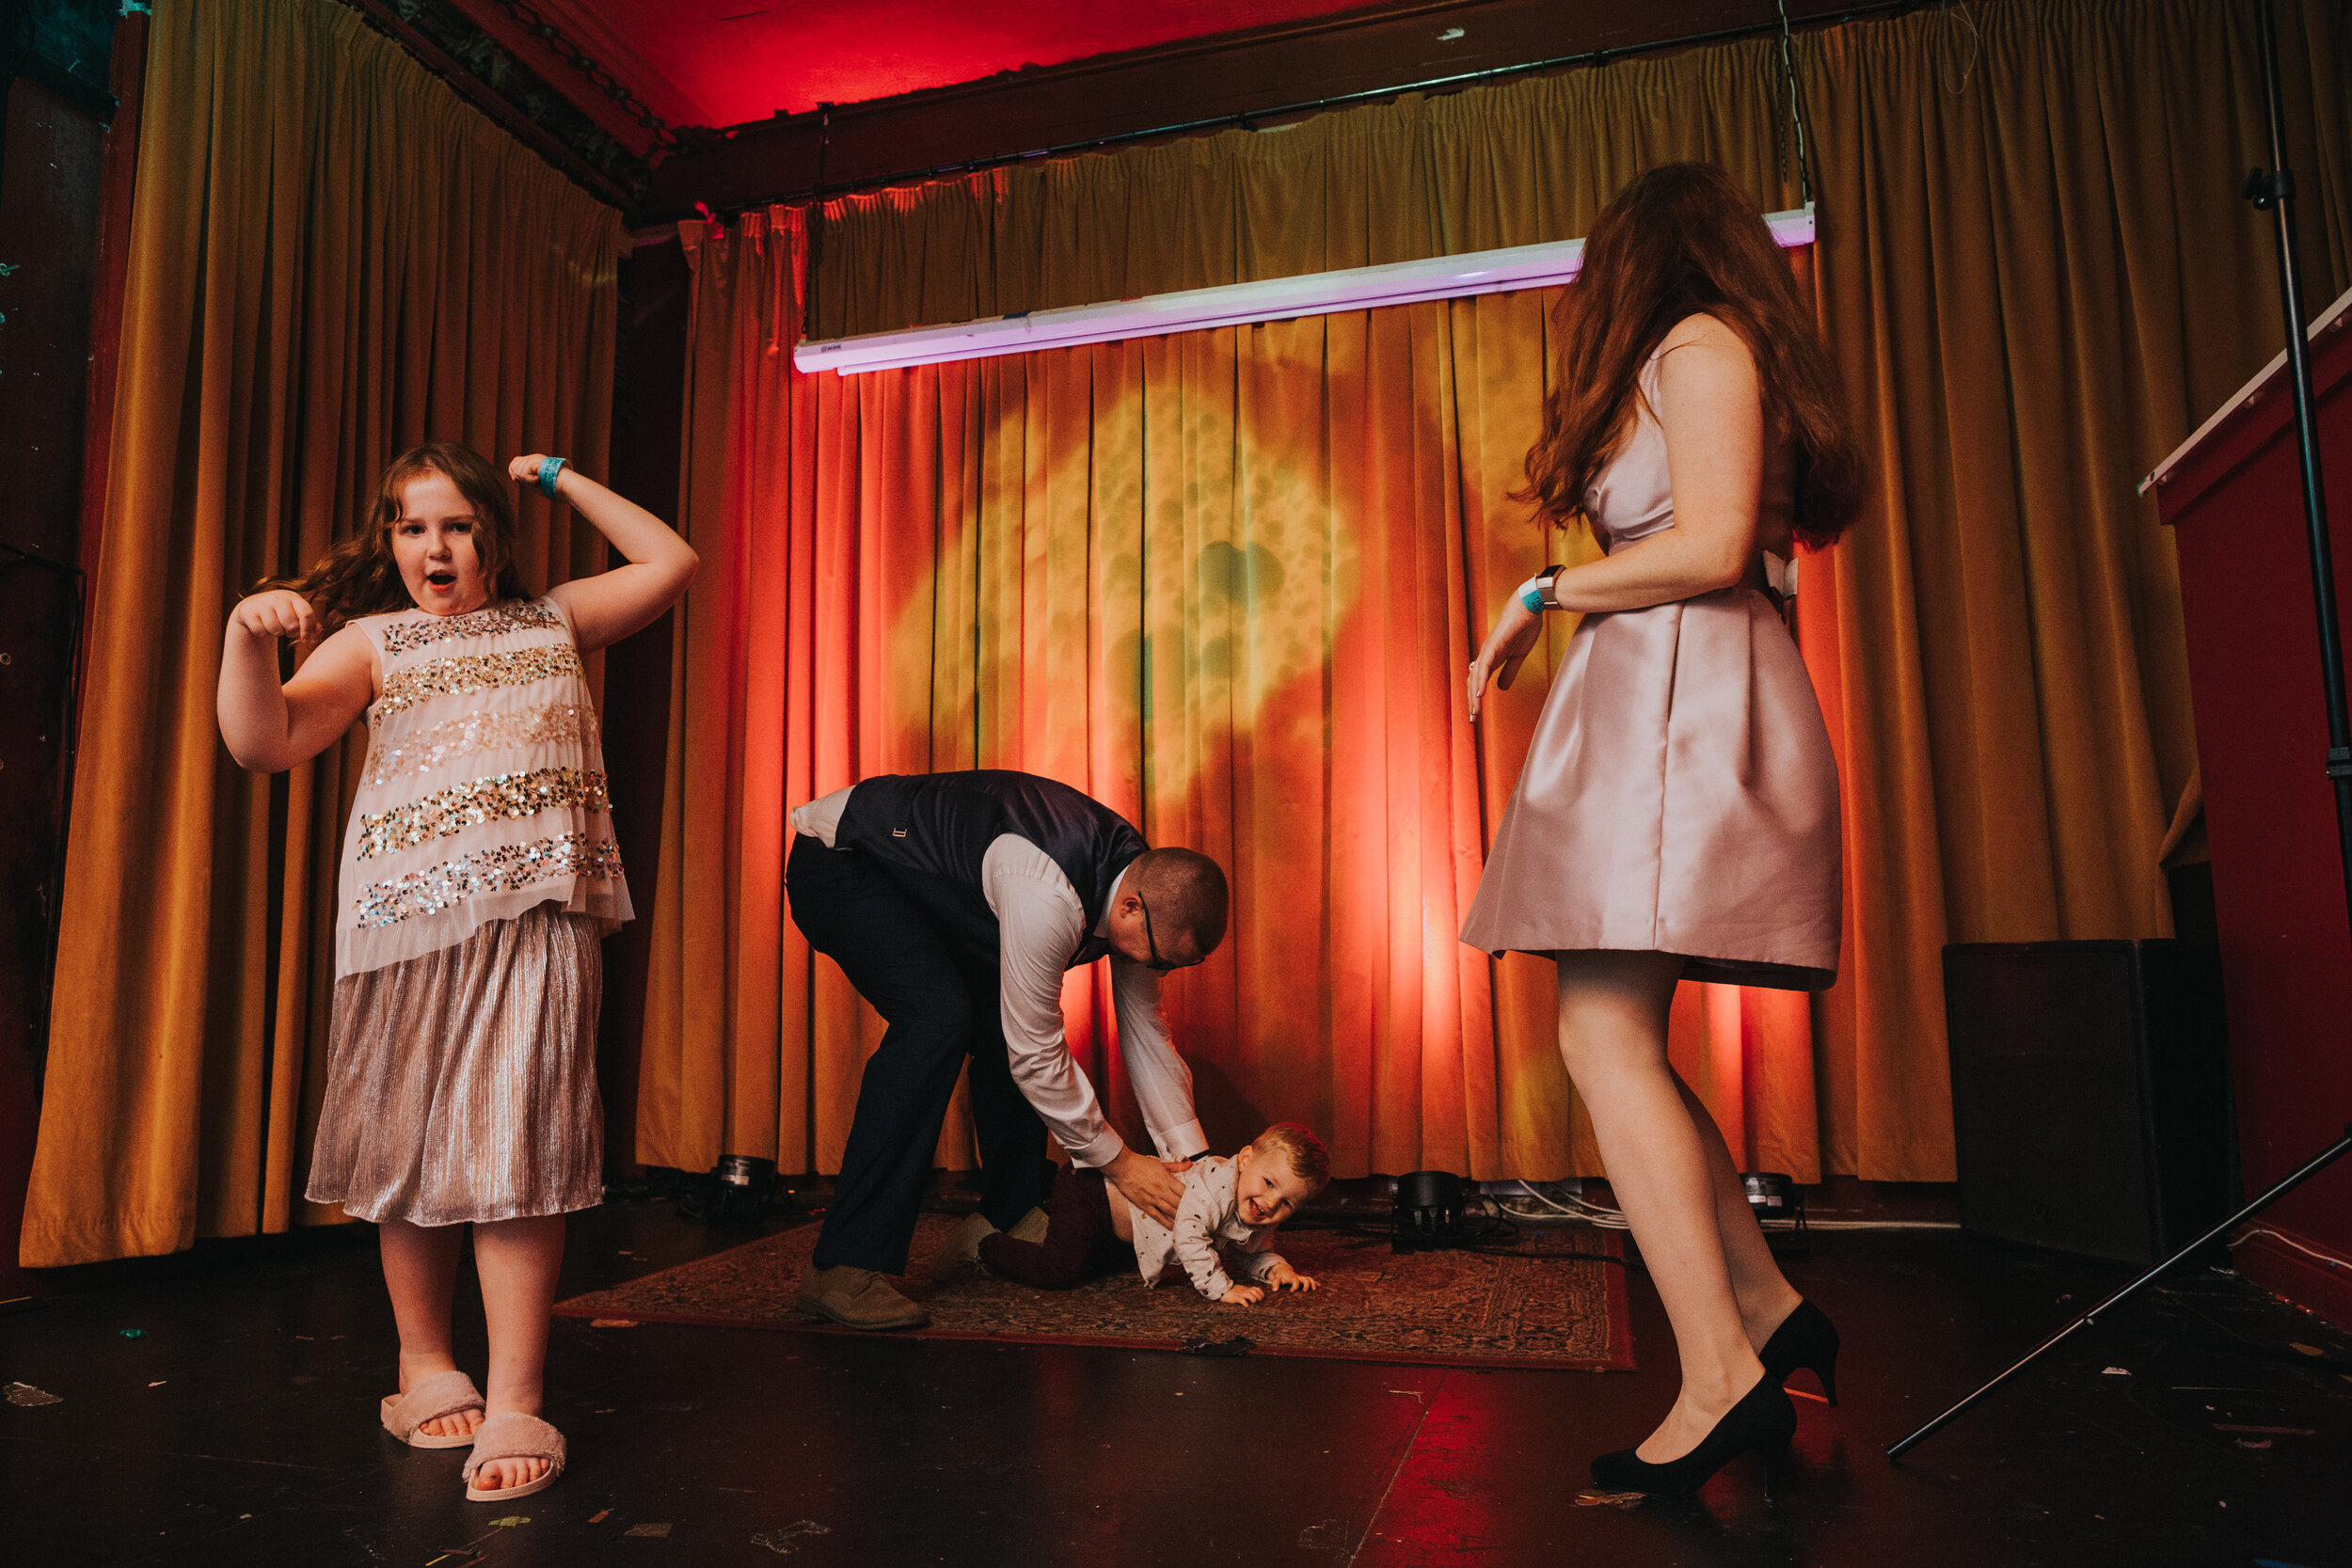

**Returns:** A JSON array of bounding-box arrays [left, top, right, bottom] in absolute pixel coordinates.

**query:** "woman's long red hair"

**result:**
[[1522, 162, 1864, 549]]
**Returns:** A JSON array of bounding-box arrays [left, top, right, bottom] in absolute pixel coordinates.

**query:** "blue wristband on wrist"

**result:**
[[538, 455, 568, 499], [1518, 578, 1548, 614]]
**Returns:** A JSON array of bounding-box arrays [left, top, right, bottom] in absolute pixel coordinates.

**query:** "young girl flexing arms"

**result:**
[[217, 443, 694, 1501]]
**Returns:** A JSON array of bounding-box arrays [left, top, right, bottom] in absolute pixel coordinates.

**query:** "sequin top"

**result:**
[[334, 596, 631, 978]]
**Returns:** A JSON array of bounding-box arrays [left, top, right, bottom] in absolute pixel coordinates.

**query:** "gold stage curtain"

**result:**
[[641, 0, 2345, 1186], [644, 54, 1816, 1186], [1798, 0, 2348, 1176], [21, 0, 622, 1266]]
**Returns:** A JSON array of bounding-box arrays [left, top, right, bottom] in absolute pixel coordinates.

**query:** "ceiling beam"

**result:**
[[637, 0, 1913, 224], [342, 0, 632, 209]]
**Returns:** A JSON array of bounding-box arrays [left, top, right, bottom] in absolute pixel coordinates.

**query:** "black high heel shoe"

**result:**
[[1757, 1299, 1840, 1406], [1588, 1373, 1797, 1497]]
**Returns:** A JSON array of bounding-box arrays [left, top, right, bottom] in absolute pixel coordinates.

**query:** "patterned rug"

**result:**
[[555, 1213, 1632, 1371]]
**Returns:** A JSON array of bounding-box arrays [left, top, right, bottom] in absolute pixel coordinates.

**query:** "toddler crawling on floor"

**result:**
[[936, 1123, 1329, 1303]]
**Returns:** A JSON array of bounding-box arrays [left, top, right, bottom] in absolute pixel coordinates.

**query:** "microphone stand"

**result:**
[[1887, 0, 2352, 1460]]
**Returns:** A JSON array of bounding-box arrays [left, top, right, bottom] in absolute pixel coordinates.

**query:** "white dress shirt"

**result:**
[[789, 784, 1207, 1169]]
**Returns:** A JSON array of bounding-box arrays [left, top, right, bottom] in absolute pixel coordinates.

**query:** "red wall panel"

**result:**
[[2158, 301, 2352, 1326]]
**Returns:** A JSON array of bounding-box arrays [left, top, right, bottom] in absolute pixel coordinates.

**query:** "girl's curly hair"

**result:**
[[259, 441, 532, 631]]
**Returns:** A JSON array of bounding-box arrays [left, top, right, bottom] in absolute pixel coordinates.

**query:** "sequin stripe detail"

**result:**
[[378, 599, 564, 656], [351, 833, 625, 928], [375, 645, 582, 720], [354, 767, 612, 860], [361, 704, 601, 788]]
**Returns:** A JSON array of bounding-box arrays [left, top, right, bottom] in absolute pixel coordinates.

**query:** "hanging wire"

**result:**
[[803, 103, 834, 342], [1937, 1, 1984, 96], [1774, 0, 1818, 212], [767, 206, 795, 359]]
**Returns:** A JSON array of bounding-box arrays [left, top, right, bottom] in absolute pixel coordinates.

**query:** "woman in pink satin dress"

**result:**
[[1461, 163, 1864, 1497]]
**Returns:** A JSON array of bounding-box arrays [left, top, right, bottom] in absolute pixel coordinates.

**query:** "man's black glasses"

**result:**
[[1137, 895, 1203, 973]]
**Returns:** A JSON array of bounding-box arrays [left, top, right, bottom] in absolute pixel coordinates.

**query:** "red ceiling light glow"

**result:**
[[448, 0, 1391, 131]]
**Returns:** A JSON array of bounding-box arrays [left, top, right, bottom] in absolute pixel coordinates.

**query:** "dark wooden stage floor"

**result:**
[[4, 1198, 2347, 1566]]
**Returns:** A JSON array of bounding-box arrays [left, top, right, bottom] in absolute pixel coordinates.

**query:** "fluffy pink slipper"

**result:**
[[378, 1369, 485, 1449], [461, 1412, 567, 1501]]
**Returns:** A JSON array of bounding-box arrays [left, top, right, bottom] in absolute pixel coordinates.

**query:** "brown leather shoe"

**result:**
[[795, 1264, 930, 1330], [927, 1212, 995, 1282]]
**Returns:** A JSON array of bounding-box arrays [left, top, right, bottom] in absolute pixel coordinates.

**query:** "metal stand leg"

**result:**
[[1887, 1127, 2352, 1459], [1889, 0, 2350, 1461]]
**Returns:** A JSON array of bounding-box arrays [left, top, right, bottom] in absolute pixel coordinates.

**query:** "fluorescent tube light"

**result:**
[[795, 205, 1817, 375]]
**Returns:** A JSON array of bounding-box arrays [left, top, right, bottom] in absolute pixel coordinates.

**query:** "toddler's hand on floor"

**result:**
[[1220, 1283, 1265, 1307], [1265, 1264, 1319, 1292]]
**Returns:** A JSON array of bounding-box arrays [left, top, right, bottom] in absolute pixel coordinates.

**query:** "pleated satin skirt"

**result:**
[[307, 904, 605, 1226], [1459, 586, 1841, 991]]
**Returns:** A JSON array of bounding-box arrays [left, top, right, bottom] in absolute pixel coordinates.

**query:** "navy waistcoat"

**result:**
[[834, 771, 1148, 969]]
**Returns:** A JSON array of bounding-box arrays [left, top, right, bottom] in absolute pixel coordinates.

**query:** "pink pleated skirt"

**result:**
[[307, 904, 605, 1226], [1460, 586, 1841, 991]]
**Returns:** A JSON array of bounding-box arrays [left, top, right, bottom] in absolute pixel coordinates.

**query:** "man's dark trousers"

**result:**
[[786, 835, 1057, 1275]]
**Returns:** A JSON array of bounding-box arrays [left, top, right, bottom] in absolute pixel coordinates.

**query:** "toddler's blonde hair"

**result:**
[[1252, 1122, 1331, 1196]]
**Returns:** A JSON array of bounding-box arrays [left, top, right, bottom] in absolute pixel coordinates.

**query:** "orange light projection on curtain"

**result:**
[[643, 200, 1832, 1185], [640, 0, 2316, 1192]]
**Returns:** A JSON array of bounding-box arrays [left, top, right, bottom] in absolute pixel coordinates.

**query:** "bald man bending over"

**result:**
[[785, 769, 1229, 1329]]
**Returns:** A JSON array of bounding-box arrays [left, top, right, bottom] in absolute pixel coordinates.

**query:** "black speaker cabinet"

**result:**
[[1943, 940, 2234, 1266]]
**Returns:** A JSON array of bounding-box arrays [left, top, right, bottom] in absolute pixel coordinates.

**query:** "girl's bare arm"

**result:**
[[521, 459, 698, 653], [217, 592, 376, 773]]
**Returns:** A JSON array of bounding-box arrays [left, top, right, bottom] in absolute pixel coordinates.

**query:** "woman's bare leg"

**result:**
[[378, 1219, 482, 1440], [1554, 950, 1763, 1462], [469, 1213, 567, 1491], [1669, 1072, 1803, 1348]]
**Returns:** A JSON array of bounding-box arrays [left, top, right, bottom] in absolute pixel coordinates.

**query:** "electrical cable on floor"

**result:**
[[1495, 1181, 1961, 1231], [1497, 1204, 1622, 1228], [1208, 1183, 1962, 1247], [2229, 1225, 2350, 1269], [1501, 1180, 1595, 1215], [1499, 1181, 1630, 1227]]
